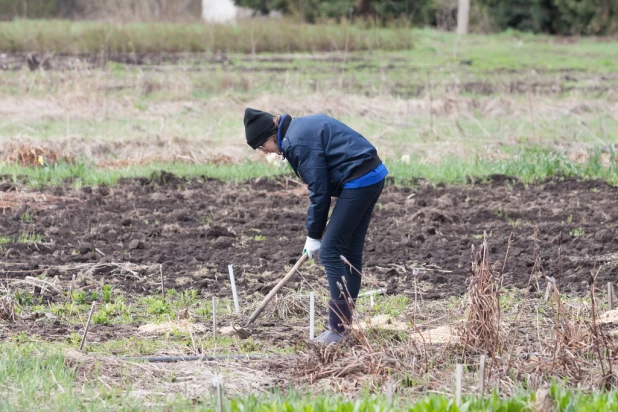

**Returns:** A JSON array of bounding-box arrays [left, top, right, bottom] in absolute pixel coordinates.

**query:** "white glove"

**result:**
[[303, 237, 321, 259]]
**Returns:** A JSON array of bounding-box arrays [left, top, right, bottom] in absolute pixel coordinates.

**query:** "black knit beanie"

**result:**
[[244, 108, 277, 149]]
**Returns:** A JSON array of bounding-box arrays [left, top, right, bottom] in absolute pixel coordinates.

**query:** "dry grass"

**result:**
[[0, 295, 15, 322], [262, 233, 618, 398], [271, 293, 310, 320], [293, 343, 405, 386], [3, 142, 70, 167], [1, 60, 616, 164], [71, 0, 201, 22], [138, 320, 206, 335], [3, 232, 618, 399], [460, 232, 502, 355], [0, 20, 415, 54], [0, 262, 163, 310], [63, 349, 276, 404], [96, 154, 236, 168]]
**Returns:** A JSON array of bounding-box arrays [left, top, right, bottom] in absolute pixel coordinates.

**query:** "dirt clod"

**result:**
[[128, 239, 144, 250], [0, 182, 14, 192]]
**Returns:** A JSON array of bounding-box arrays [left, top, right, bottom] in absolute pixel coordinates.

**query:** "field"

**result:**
[[2, 20, 618, 410]]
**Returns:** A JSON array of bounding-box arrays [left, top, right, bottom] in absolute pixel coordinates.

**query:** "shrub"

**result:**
[[477, 0, 618, 34]]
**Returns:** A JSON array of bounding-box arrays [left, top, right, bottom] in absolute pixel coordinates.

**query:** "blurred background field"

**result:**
[[1, 19, 617, 185]]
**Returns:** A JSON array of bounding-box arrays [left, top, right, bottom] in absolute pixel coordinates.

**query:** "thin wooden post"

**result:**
[[212, 376, 223, 412], [309, 292, 315, 339], [479, 355, 486, 397], [69, 274, 75, 302], [609, 282, 614, 311], [80, 302, 96, 351], [228, 265, 240, 314], [160, 264, 165, 299], [455, 364, 463, 406], [212, 297, 217, 340], [385, 381, 393, 404], [544, 281, 551, 302]]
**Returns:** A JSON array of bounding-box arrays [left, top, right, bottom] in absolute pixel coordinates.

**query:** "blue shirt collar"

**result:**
[[277, 114, 287, 158]]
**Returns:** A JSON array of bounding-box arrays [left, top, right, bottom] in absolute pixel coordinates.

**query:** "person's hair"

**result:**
[[267, 115, 282, 142], [272, 114, 282, 128]]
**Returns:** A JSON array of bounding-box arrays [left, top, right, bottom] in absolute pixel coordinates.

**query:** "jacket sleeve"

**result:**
[[292, 145, 331, 239]]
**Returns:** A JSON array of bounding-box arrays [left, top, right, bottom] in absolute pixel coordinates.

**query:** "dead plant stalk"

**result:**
[[462, 232, 501, 356], [340, 255, 429, 373]]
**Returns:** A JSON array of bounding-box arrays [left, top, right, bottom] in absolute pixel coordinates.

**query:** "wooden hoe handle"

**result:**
[[246, 253, 309, 325]]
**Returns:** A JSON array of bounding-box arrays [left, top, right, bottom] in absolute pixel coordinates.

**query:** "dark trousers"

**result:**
[[318, 179, 385, 301]]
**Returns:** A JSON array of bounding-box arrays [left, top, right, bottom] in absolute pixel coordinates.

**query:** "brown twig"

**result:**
[[340, 255, 429, 373]]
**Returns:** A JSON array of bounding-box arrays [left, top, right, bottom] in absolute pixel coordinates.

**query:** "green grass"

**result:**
[[11, 287, 277, 358], [4, 286, 618, 410], [0, 231, 47, 245], [7, 286, 296, 393], [0, 342, 141, 410], [0, 160, 287, 188], [30, 287, 235, 327], [2, 27, 617, 171], [2, 25, 618, 96], [388, 147, 618, 185], [2, 21, 618, 75], [2, 343, 618, 412], [17, 231, 45, 244], [230, 387, 618, 411], [1, 147, 617, 188]]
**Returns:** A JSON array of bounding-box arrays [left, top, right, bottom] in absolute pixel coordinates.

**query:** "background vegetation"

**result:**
[[1, 25, 617, 185], [1, 0, 617, 34]]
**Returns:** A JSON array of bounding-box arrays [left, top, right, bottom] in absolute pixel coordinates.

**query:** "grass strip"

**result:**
[[0, 160, 288, 188], [389, 147, 618, 186], [1, 147, 617, 188], [1, 343, 618, 411], [0, 19, 414, 54], [0, 342, 141, 410], [2, 21, 617, 74], [231, 386, 618, 411]]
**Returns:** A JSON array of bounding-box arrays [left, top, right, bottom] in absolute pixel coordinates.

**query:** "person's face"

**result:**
[[257, 137, 279, 154]]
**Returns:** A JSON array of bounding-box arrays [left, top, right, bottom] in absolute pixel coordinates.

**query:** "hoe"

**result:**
[[234, 252, 308, 339]]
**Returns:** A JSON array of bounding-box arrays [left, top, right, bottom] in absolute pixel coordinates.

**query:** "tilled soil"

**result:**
[[3, 52, 617, 97], [1, 173, 618, 300]]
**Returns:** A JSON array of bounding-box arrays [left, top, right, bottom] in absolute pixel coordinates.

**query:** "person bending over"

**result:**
[[244, 108, 388, 344]]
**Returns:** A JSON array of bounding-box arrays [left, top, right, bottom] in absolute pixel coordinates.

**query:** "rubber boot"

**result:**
[[311, 299, 352, 345]]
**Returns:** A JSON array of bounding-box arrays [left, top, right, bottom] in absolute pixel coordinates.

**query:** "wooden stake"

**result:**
[[69, 274, 75, 302], [544, 280, 551, 301], [212, 297, 217, 340], [160, 264, 165, 299], [455, 364, 463, 406], [385, 381, 393, 404], [479, 355, 486, 397], [309, 292, 315, 339], [80, 302, 96, 351], [370, 294, 374, 308], [212, 376, 223, 412], [228, 265, 240, 314], [609, 282, 614, 311]]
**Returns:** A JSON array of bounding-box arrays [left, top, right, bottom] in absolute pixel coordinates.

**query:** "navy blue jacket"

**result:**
[[280, 114, 382, 240]]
